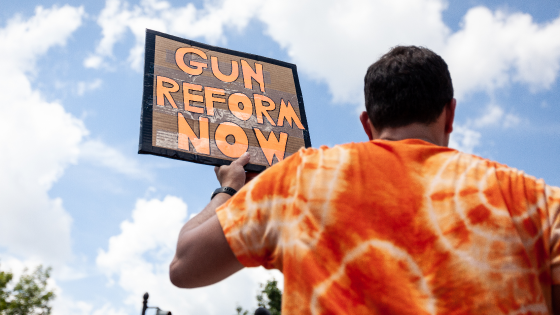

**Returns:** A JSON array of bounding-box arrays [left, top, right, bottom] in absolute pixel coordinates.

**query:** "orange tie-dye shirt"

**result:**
[[216, 139, 560, 314]]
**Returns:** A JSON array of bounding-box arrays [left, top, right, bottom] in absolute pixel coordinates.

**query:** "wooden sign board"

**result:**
[[138, 29, 311, 172]]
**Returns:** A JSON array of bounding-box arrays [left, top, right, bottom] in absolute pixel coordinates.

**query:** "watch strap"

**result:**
[[211, 186, 237, 200]]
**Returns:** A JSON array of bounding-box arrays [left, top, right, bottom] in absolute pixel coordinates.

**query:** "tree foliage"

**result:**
[[256, 279, 281, 315], [236, 278, 282, 315], [0, 265, 55, 315], [235, 306, 249, 315]]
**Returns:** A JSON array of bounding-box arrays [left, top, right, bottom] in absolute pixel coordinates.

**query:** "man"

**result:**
[[170, 46, 560, 314]]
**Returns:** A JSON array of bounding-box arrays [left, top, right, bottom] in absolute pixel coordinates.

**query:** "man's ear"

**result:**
[[445, 98, 456, 134], [360, 111, 374, 141]]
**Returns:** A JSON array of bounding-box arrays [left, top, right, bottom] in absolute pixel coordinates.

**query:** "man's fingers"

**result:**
[[214, 153, 251, 190], [232, 152, 251, 167]]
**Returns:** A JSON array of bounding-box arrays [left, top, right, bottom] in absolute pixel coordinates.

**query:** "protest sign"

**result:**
[[138, 29, 311, 172]]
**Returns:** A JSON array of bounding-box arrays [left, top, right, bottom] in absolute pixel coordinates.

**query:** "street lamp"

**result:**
[[141, 292, 172, 315]]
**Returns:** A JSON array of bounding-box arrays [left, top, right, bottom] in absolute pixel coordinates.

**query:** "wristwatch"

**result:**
[[211, 186, 237, 200]]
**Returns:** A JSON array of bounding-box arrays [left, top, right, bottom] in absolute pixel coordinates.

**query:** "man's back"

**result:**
[[217, 139, 560, 314]]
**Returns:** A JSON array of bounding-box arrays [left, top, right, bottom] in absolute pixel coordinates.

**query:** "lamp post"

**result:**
[[141, 292, 172, 315], [142, 293, 148, 315]]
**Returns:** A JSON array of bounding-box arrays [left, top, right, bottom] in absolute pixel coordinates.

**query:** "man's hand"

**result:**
[[214, 152, 259, 190]]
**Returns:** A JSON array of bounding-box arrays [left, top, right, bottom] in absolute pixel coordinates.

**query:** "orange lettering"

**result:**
[[204, 87, 226, 116], [183, 83, 204, 114], [211, 56, 239, 82], [254, 128, 288, 166], [254, 94, 276, 126], [178, 113, 210, 155], [277, 99, 304, 129], [215, 122, 249, 158], [241, 60, 265, 92], [175, 47, 208, 75], [156, 76, 179, 108], [228, 93, 253, 121]]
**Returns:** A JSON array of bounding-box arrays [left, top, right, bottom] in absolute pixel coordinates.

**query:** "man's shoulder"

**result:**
[[288, 140, 529, 176], [265, 143, 359, 179], [289, 142, 362, 163], [295, 141, 366, 156]]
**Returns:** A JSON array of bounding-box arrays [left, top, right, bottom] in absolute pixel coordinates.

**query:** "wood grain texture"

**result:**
[[139, 30, 310, 170]]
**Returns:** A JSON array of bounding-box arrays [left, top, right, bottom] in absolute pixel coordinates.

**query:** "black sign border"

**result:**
[[138, 29, 312, 172]]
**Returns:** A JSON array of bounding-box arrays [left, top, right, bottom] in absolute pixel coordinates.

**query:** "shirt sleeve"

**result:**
[[547, 185, 560, 284], [216, 149, 306, 270]]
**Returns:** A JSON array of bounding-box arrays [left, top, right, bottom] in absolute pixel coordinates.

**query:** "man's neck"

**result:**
[[373, 122, 448, 147], [360, 102, 454, 148]]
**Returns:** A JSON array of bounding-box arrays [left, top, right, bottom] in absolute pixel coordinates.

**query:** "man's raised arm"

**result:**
[[169, 153, 252, 288]]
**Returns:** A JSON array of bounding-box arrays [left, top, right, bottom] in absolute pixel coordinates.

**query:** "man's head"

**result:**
[[361, 46, 456, 146]]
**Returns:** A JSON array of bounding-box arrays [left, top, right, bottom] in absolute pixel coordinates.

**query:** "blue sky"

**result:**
[[1, 0, 559, 314]]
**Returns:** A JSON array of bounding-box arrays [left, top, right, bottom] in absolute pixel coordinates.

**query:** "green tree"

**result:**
[[236, 278, 282, 315], [0, 265, 55, 315], [235, 306, 249, 315], [256, 279, 281, 315]]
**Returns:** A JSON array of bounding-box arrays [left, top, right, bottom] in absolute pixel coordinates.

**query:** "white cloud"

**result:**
[[87, 0, 560, 155], [503, 113, 521, 128], [90, 0, 560, 106], [87, 0, 261, 70], [468, 103, 521, 130], [0, 256, 45, 282], [258, 0, 449, 104], [0, 3, 146, 268], [97, 196, 283, 315], [84, 55, 104, 69], [473, 105, 504, 128], [449, 125, 481, 154], [80, 139, 150, 179], [450, 102, 521, 153], [53, 298, 128, 315], [444, 6, 560, 99], [262, 2, 560, 103], [0, 6, 84, 75], [0, 5, 86, 264], [77, 79, 103, 96]]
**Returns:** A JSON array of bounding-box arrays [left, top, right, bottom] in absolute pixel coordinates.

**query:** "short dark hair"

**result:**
[[364, 46, 453, 131]]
